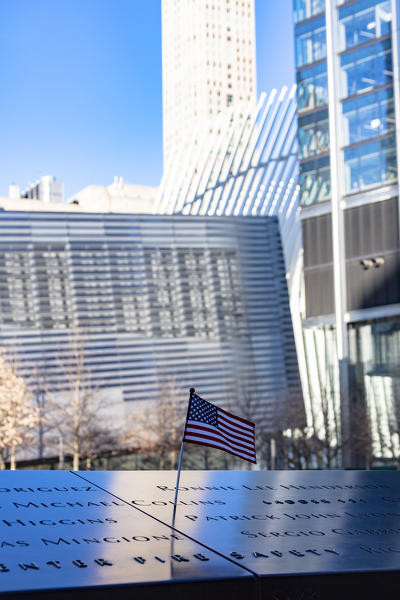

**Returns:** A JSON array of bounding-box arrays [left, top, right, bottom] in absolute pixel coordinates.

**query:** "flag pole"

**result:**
[[172, 387, 195, 527]]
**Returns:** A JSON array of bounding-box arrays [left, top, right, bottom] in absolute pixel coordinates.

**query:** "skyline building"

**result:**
[[161, 0, 257, 169], [293, 0, 400, 464], [2, 178, 157, 214], [68, 176, 157, 213], [15, 176, 64, 204]]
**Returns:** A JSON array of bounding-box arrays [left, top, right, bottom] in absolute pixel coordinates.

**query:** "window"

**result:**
[[293, 0, 324, 23], [338, 0, 392, 52], [344, 136, 397, 192], [295, 16, 326, 67], [342, 87, 395, 146], [298, 108, 329, 159], [340, 38, 393, 98], [297, 61, 328, 110], [299, 155, 331, 206], [0, 247, 36, 327]]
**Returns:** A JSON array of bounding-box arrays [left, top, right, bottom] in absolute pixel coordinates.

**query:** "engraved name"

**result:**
[[132, 499, 226, 507], [10, 500, 124, 509], [185, 511, 400, 522], [0, 487, 97, 493], [0, 553, 212, 573], [40, 533, 184, 546], [1, 518, 117, 527], [156, 483, 390, 492]]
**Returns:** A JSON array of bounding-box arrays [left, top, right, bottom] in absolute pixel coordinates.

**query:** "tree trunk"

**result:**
[[10, 447, 16, 470], [170, 450, 177, 469], [0, 453, 5, 470], [203, 448, 209, 470], [73, 449, 79, 471]]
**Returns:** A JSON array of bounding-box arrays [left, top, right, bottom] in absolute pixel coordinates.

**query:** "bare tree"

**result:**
[[229, 377, 271, 469], [0, 351, 39, 469], [317, 389, 341, 468], [43, 329, 117, 470], [268, 399, 317, 470], [349, 391, 374, 469], [125, 376, 186, 469]]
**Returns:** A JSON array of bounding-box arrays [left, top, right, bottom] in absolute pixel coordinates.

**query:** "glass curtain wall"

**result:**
[[295, 7, 330, 207], [294, 0, 400, 466], [338, 0, 397, 194], [295, 0, 397, 206], [349, 318, 400, 462]]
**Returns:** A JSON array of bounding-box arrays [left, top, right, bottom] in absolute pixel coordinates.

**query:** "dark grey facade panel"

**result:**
[[303, 199, 400, 317], [345, 198, 399, 259], [304, 266, 335, 318], [0, 212, 302, 428], [344, 199, 400, 311], [346, 252, 400, 311], [302, 213, 333, 268]]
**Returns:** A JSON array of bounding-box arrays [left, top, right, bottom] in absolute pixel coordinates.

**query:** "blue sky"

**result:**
[[0, 0, 295, 198]]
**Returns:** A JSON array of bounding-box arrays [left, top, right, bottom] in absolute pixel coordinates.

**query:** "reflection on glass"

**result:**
[[297, 62, 328, 110], [299, 155, 331, 205], [293, 0, 324, 23], [340, 38, 393, 98], [344, 135, 397, 192], [295, 16, 326, 67], [299, 108, 329, 159], [338, 0, 392, 51], [349, 318, 400, 459], [342, 87, 394, 145]]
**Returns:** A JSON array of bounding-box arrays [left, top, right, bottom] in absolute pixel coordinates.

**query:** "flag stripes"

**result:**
[[183, 393, 256, 463]]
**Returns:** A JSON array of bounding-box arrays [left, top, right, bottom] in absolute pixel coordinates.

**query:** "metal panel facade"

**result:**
[[0, 211, 301, 429]]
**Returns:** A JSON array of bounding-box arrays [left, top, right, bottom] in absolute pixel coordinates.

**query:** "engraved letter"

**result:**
[[171, 555, 190, 562], [72, 560, 88, 568], [19, 563, 39, 571], [94, 558, 113, 566], [41, 538, 70, 546]]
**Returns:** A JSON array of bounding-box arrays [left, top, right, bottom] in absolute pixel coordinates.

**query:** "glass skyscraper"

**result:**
[[294, 0, 400, 465]]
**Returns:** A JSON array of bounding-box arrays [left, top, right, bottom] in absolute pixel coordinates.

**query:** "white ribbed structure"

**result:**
[[157, 86, 300, 285], [156, 86, 312, 425]]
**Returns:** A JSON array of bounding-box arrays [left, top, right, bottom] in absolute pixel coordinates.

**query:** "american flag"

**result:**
[[183, 393, 256, 463]]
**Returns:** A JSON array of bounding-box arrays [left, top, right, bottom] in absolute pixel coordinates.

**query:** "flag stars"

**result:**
[[189, 395, 218, 426]]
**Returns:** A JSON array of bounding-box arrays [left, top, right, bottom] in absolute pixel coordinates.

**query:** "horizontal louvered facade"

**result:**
[[0, 211, 300, 429]]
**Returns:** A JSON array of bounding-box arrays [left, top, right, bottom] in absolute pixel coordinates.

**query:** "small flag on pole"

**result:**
[[183, 392, 256, 463]]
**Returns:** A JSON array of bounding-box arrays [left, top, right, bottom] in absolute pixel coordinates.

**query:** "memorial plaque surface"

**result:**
[[0, 471, 254, 598], [81, 470, 400, 598]]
